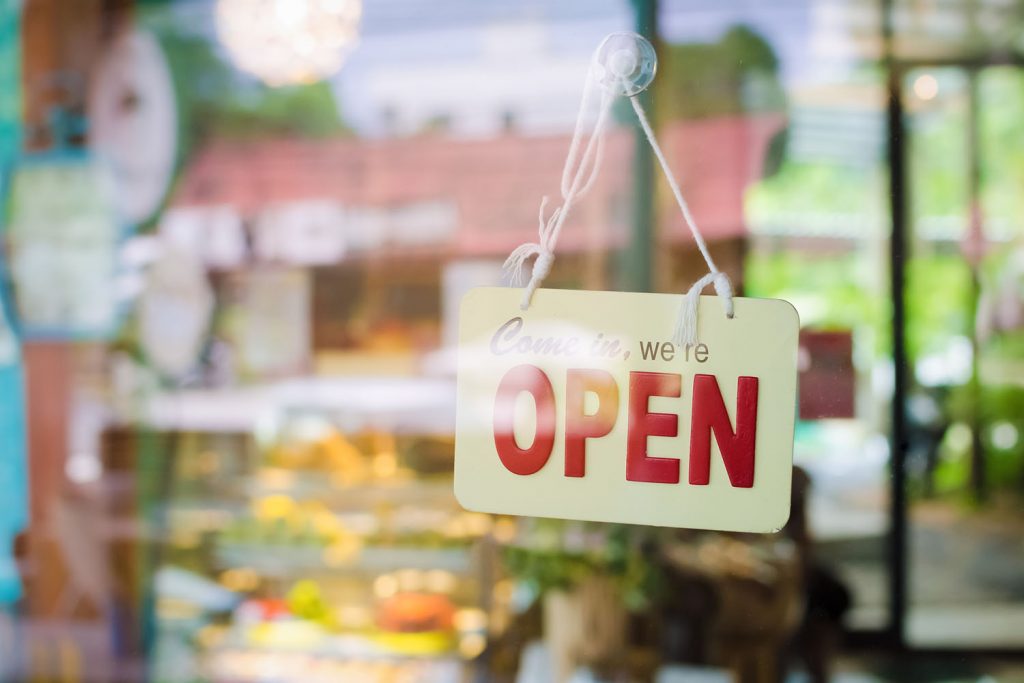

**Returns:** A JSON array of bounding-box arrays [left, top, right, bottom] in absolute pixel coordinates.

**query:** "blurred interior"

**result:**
[[1, 0, 1024, 681]]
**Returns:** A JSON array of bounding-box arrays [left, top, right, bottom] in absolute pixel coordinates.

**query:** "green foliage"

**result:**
[[502, 522, 665, 611], [979, 69, 1024, 232], [656, 25, 786, 121], [905, 254, 972, 362], [948, 385, 1008, 430], [908, 68, 1024, 236], [985, 329, 1024, 364], [719, 25, 779, 71], [211, 83, 346, 139], [152, 22, 348, 149], [745, 251, 886, 346], [909, 98, 968, 222], [744, 64, 1024, 503], [747, 161, 882, 219], [935, 381, 1024, 497], [931, 429, 972, 497]]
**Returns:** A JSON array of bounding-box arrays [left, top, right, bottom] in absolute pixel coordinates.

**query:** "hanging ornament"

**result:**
[[215, 0, 362, 87], [453, 34, 799, 533]]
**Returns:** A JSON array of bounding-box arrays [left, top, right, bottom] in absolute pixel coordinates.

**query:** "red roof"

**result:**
[[171, 114, 784, 256]]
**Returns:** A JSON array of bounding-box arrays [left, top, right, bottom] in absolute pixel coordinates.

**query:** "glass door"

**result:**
[[903, 64, 1024, 649]]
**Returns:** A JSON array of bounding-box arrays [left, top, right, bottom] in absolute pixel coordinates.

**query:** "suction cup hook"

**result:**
[[593, 32, 657, 97]]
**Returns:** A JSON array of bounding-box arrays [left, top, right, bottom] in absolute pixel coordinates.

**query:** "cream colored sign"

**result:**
[[455, 287, 799, 533]]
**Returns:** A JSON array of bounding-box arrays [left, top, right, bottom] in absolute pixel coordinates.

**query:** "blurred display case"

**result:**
[[144, 395, 506, 683]]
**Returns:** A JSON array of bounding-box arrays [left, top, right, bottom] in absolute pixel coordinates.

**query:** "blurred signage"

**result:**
[[161, 205, 247, 269], [222, 268, 311, 380], [256, 199, 458, 258], [798, 330, 855, 420], [344, 200, 457, 251], [253, 202, 347, 265], [5, 156, 123, 338], [138, 246, 214, 379], [454, 288, 798, 532], [162, 199, 457, 267]]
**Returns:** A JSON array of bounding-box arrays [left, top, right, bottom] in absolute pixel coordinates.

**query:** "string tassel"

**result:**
[[672, 271, 734, 348]]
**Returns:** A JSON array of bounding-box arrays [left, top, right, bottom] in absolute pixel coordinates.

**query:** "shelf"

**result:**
[[203, 639, 467, 683], [141, 376, 456, 434], [214, 544, 473, 576], [244, 473, 458, 510]]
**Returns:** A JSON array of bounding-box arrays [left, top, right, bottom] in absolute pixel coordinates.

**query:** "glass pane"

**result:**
[[905, 64, 1024, 648], [658, 0, 892, 633], [7, 1, 1024, 682], [145, 2, 640, 680]]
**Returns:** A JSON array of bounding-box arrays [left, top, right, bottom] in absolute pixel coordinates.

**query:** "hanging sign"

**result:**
[[454, 287, 799, 532]]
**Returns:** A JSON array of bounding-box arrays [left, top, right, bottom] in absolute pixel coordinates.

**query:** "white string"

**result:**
[[629, 96, 734, 347], [503, 72, 614, 310], [560, 70, 606, 200], [504, 37, 734, 346]]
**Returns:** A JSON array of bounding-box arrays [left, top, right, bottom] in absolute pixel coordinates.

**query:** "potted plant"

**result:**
[[502, 519, 664, 682]]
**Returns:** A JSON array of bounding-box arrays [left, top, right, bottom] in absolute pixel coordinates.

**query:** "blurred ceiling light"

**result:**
[[216, 0, 362, 87], [913, 73, 939, 101]]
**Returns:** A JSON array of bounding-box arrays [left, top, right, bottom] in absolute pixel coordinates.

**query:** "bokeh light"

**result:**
[[216, 0, 362, 86]]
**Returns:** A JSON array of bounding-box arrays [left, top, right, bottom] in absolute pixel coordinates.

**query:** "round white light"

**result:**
[[913, 73, 939, 101], [216, 0, 362, 87], [991, 422, 1019, 450]]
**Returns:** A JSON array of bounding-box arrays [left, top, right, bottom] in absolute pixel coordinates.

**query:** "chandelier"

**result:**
[[216, 0, 362, 87]]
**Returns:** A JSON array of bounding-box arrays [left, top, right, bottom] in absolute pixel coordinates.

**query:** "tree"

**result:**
[[152, 21, 349, 150], [655, 25, 786, 121]]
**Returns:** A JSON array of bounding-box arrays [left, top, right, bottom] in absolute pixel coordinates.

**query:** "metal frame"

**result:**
[[884, 0, 908, 649], [624, 0, 657, 294]]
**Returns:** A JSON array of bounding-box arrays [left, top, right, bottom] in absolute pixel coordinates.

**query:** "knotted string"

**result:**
[[504, 73, 614, 310], [505, 36, 734, 346]]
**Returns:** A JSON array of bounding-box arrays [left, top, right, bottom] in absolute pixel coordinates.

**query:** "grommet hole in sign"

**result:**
[[454, 33, 798, 533]]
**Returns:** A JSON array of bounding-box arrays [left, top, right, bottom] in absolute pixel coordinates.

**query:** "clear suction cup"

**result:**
[[592, 32, 657, 97]]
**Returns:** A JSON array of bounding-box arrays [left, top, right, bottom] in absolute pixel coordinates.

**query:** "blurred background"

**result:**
[[1, 0, 1023, 681]]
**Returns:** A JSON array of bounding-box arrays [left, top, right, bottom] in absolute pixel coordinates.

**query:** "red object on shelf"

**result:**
[[376, 592, 455, 633]]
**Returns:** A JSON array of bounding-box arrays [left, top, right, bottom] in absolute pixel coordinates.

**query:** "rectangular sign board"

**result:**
[[454, 287, 799, 533]]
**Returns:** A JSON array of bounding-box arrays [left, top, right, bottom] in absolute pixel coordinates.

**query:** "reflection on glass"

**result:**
[[906, 65, 1024, 648], [6, 1, 1024, 682]]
